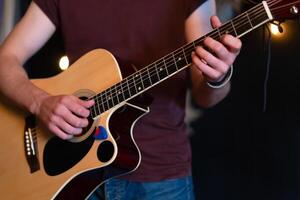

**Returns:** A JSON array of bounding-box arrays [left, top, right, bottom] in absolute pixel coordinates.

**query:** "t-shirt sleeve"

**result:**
[[186, 0, 208, 17], [33, 0, 60, 27]]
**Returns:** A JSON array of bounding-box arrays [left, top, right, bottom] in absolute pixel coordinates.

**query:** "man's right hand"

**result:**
[[34, 94, 95, 140]]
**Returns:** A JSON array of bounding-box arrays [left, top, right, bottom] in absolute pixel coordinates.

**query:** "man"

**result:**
[[0, 0, 241, 199]]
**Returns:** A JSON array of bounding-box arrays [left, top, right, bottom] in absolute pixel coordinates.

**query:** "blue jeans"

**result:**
[[89, 176, 195, 200]]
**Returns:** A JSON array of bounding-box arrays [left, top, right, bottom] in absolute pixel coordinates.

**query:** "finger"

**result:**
[[210, 15, 222, 29], [203, 37, 230, 63], [48, 122, 74, 140], [192, 52, 223, 81], [50, 114, 83, 135], [194, 46, 228, 76], [220, 35, 242, 54], [60, 96, 91, 118], [77, 98, 95, 108], [54, 105, 89, 128]]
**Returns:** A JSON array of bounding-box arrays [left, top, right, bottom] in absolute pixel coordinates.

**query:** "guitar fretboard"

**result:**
[[90, 1, 272, 118]]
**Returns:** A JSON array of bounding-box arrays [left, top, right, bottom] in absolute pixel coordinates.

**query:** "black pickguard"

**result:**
[[46, 96, 151, 200]]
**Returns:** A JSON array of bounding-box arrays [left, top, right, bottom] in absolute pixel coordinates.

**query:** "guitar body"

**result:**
[[0, 49, 147, 199]]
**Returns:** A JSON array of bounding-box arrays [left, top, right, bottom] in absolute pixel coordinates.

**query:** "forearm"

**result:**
[[0, 54, 48, 114]]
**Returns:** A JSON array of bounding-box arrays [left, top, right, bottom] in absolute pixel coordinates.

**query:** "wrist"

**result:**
[[206, 64, 233, 89], [29, 90, 49, 115]]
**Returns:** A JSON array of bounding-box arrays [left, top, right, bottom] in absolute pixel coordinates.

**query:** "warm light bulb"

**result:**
[[270, 23, 283, 36], [270, 23, 280, 35], [59, 56, 69, 70]]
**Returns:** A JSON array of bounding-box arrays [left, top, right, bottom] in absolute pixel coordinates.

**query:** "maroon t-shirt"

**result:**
[[34, 0, 206, 181]]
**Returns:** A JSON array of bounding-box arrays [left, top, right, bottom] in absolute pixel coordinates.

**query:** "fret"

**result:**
[[93, 99, 98, 116], [95, 98, 101, 115], [182, 47, 189, 65], [164, 54, 176, 74], [172, 53, 179, 70], [102, 91, 110, 111], [128, 76, 137, 97], [191, 41, 196, 50], [230, 20, 238, 36], [150, 63, 160, 84], [248, 5, 269, 28], [98, 93, 106, 113], [156, 60, 168, 80], [173, 49, 188, 70], [115, 83, 125, 103], [163, 58, 169, 76], [141, 68, 151, 89], [106, 89, 114, 108], [90, 104, 96, 118], [115, 82, 125, 103], [232, 13, 254, 37], [208, 29, 219, 41], [111, 84, 119, 105], [146, 67, 153, 85], [216, 28, 222, 40], [122, 79, 131, 99], [183, 44, 193, 64], [139, 71, 145, 90], [183, 44, 194, 64], [219, 21, 233, 36], [246, 12, 254, 28], [133, 71, 144, 93]]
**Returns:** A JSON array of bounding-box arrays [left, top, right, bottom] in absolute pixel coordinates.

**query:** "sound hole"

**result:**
[[97, 141, 114, 163]]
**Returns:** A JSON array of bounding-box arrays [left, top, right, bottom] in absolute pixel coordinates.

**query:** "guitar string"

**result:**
[[90, 2, 269, 115], [271, 0, 300, 13], [91, 6, 267, 109], [91, 1, 278, 114], [90, 0, 282, 115]]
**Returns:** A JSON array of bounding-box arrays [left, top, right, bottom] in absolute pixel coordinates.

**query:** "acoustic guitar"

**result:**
[[0, 0, 299, 199]]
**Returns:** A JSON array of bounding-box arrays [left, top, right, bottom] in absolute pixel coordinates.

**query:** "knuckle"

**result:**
[[202, 52, 210, 61], [77, 107, 84, 114], [74, 120, 81, 128], [48, 123, 55, 132], [214, 42, 222, 51], [53, 106, 61, 115], [65, 126, 74, 135], [49, 114, 56, 123], [60, 96, 69, 104]]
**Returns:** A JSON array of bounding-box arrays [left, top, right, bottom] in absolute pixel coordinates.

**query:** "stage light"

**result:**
[[270, 23, 280, 35], [269, 21, 285, 37], [59, 56, 69, 70]]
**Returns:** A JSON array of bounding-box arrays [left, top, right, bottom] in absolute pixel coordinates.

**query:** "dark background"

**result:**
[[18, 1, 300, 200], [191, 18, 300, 200]]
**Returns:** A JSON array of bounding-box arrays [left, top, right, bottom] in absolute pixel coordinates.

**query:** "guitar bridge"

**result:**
[[24, 115, 40, 173]]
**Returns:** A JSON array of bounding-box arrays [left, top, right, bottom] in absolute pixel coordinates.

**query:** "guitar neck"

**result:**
[[90, 1, 273, 118]]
